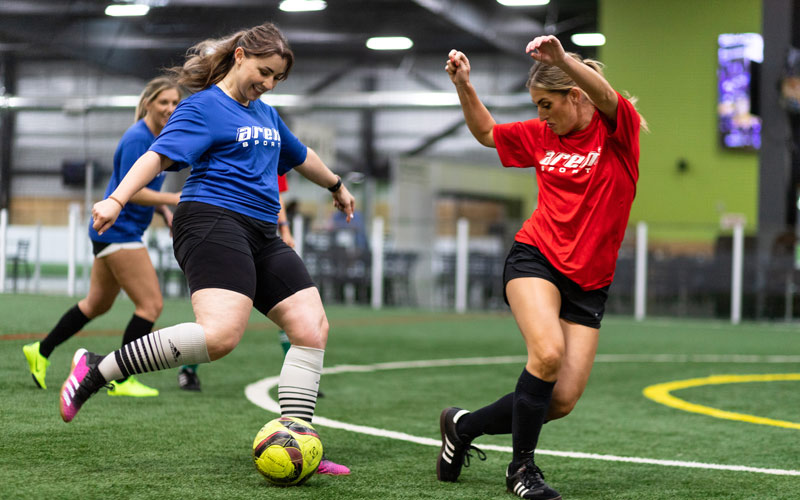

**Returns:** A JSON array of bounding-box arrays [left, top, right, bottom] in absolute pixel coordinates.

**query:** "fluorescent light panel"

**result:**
[[496, 0, 550, 6], [279, 0, 327, 12], [366, 36, 413, 51], [571, 33, 606, 46], [105, 4, 150, 17]]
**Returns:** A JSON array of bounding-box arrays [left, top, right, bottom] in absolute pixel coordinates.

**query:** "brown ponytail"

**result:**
[[168, 22, 294, 93]]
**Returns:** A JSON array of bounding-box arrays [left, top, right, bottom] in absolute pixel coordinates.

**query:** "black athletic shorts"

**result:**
[[91, 240, 110, 256], [172, 201, 316, 315], [503, 241, 609, 329]]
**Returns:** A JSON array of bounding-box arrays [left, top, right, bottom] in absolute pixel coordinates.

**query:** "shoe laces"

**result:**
[[74, 367, 111, 404], [516, 462, 547, 489], [461, 442, 487, 468]]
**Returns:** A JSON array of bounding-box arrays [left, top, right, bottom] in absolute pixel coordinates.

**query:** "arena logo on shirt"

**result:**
[[539, 148, 601, 174], [235, 126, 281, 148]]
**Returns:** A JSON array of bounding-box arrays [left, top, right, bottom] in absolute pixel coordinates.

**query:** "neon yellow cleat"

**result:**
[[107, 376, 159, 397], [23, 341, 49, 389]]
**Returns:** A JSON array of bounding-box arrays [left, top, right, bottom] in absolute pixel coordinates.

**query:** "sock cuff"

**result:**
[[284, 345, 324, 374], [172, 322, 210, 365], [72, 304, 90, 322], [122, 314, 155, 346], [517, 368, 556, 395], [128, 314, 154, 329]]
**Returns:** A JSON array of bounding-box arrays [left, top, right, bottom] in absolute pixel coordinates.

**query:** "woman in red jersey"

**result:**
[[436, 35, 645, 500]]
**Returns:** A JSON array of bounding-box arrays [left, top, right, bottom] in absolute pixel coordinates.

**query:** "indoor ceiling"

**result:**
[[0, 0, 599, 80]]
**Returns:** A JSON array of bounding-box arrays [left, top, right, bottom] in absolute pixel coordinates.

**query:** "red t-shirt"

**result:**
[[493, 92, 640, 290], [277, 174, 288, 193]]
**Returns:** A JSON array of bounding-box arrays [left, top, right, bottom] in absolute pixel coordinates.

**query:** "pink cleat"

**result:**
[[317, 456, 351, 475], [60, 349, 107, 423]]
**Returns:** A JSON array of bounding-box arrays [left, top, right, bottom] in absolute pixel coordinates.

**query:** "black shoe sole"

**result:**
[[507, 489, 561, 500]]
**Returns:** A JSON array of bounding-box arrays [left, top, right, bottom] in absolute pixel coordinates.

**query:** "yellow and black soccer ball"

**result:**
[[252, 416, 323, 486]]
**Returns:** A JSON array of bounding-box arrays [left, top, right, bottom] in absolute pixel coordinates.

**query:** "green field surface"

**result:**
[[1, 294, 799, 499]]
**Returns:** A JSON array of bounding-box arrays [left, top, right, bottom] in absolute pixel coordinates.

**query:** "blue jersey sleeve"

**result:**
[[276, 116, 307, 175], [149, 100, 213, 171]]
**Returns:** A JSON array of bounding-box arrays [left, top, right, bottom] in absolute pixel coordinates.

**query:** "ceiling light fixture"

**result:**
[[571, 33, 606, 46], [366, 36, 414, 51], [105, 3, 150, 17], [279, 0, 327, 12], [496, 0, 550, 6]]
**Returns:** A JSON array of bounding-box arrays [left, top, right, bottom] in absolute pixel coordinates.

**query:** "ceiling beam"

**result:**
[[1, 91, 534, 112], [410, 0, 543, 57]]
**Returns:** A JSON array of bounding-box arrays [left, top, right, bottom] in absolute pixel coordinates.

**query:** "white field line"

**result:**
[[244, 355, 800, 477]]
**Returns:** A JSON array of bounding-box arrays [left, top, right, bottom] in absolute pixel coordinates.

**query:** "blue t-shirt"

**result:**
[[90, 119, 166, 243], [149, 85, 307, 223]]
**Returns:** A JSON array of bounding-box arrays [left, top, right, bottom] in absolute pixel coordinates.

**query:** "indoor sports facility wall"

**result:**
[[601, 0, 762, 247]]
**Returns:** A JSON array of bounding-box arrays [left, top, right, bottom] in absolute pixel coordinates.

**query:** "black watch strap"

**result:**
[[327, 176, 343, 193]]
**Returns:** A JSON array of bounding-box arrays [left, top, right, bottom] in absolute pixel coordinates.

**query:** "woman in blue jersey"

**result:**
[[57, 22, 355, 475], [23, 76, 181, 397]]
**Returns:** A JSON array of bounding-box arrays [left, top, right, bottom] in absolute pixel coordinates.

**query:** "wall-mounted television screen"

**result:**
[[717, 33, 763, 150]]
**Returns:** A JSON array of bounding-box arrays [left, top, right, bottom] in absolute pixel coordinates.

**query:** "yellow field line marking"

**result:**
[[643, 374, 800, 430]]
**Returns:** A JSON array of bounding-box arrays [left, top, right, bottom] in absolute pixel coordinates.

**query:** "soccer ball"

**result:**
[[252, 416, 323, 486]]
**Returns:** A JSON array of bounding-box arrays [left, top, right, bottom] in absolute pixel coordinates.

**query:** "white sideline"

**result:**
[[244, 355, 800, 477]]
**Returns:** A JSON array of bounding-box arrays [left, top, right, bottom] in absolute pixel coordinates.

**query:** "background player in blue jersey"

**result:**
[[58, 22, 355, 475], [23, 76, 182, 397]]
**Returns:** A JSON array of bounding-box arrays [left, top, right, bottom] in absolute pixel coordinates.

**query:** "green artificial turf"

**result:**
[[1, 293, 798, 499]]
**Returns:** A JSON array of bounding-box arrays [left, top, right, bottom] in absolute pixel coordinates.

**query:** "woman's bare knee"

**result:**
[[288, 314, 328, 349], [203, 332, 239, 360], [200, 323, 244, 361], [135, 297, 163, 322], [528, 346, 564, 380]]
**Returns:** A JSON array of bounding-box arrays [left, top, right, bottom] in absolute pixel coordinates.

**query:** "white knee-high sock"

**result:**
[[279, 345, 324, 423], [97, 323, 209, 382]]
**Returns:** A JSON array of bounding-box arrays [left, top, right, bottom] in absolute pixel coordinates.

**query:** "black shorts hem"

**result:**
[[560, 312, 603, 330], [188, 282, 255, 300], [260, 281, 317, 313], [502, 241, 608, 329]]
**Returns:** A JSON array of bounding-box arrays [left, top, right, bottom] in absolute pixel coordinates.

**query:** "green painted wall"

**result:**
[[599, 0, 761, 243]]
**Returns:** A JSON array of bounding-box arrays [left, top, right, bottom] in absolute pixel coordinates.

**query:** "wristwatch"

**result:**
[[327, 176, 343, 193]]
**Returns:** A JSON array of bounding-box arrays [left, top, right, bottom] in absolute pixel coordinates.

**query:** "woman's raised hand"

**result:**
[[445, 49, 471, 85], [525, 35, 567, 66]]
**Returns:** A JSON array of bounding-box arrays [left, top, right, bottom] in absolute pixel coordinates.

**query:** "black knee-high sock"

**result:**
[[456, 392, 514, 440], [511, 369, 555, 469], [116, 314, 154, 382], [39, 305, 90, 358]]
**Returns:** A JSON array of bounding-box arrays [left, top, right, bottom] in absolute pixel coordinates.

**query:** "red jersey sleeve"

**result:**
[[602, 92, 640, 142], [277, 174, 288, 193], [599, 92, 640, 183], [492, 119, 544, 168]]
